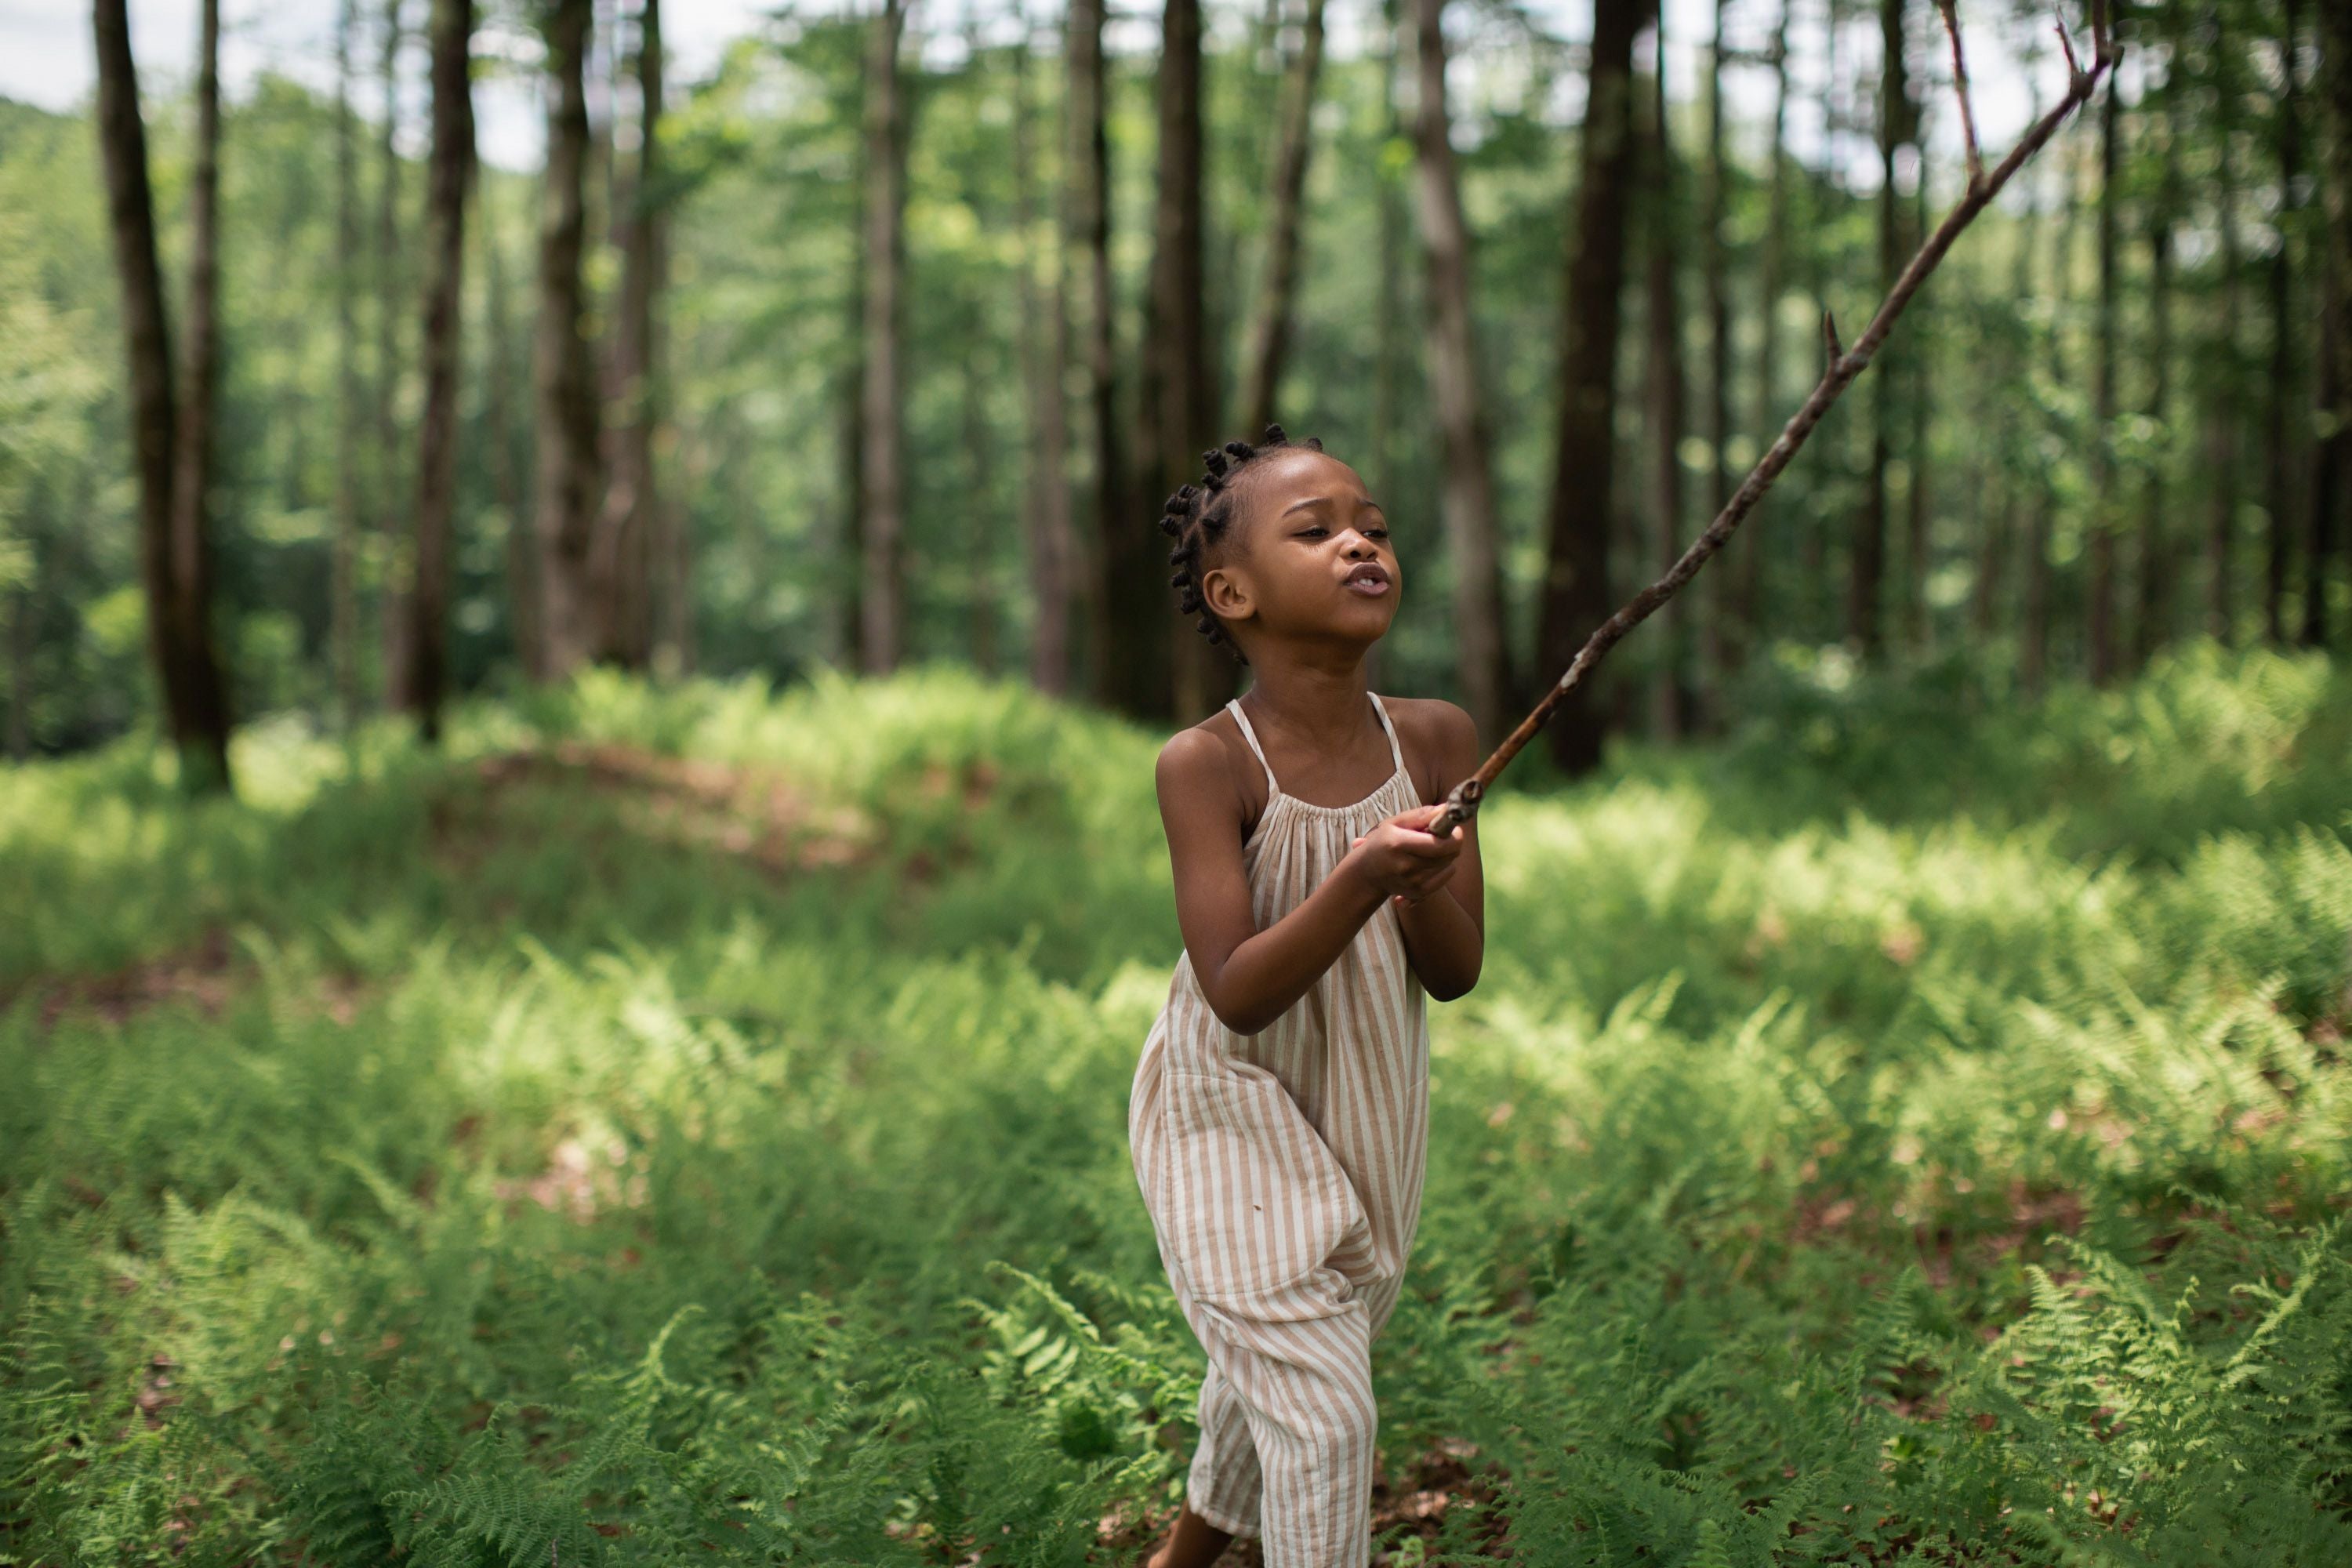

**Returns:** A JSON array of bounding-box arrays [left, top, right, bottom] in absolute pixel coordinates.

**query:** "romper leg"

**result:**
[[1189, 1287, 1378, 1568], [1185, 1354, 1264, 1537]]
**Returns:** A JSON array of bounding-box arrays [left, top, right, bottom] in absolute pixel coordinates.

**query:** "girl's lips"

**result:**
[[1343, 576, 1392, 597]]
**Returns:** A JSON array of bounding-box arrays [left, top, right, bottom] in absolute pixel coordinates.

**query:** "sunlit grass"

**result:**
[[4, 641, 2348, 1563]]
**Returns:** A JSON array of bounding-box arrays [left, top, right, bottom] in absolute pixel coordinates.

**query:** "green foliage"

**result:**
[[4, 652, 2350, 1562]]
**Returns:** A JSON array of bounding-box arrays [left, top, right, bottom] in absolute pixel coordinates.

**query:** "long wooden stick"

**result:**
[[1425, 4, 2116, 839]]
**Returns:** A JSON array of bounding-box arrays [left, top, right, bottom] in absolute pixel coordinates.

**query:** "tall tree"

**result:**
[[2086, 64, 2120, 684], [2136, 29, 2180, 667], [1372, 0, 1406, 508], [1069, 0, 1120, 702], [1538, 0, 1653, 775], [1700, 0, 1733, 691], [1642, 20, 1689, 739], [379, 0, 411, 708], [1239, 0, 1326, 434], [485, 179, 539, 678], [1410, 0, 1512, 746], [1849, 0, 1911, 658], [404, 0, 474, 742], [2263, 0, 2303, 644], [1015, 20, 1075, 695], [91, 0, 234, 791], [1132, 0, 1218, 722], [335, 0, 363, 731], [2203, 1, 2241, 642], [2310, 0, 2350, 648], [533, 0, 604, 677], [1740, 0, 1792, 665], [591, 0, 664, 667], [858, 0, 907, 675]]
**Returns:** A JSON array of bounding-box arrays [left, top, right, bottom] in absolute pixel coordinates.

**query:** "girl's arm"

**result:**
[[1385, 702, 1484, 1000], [1156, 730, 1458, 1036]]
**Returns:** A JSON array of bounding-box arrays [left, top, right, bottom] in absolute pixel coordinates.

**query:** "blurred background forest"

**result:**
[[9, 3, 2352, 1561], [3, 0, 2344, 785]]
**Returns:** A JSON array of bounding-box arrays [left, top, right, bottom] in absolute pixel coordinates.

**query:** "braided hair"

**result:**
[[1159, 422, 1325, 666]]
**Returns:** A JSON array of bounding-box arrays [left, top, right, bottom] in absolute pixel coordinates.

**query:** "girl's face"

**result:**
[[1200, 448, 1400, 653]]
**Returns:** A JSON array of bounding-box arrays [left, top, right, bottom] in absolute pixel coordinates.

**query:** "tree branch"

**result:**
[[1425, 9, 2117, 838]]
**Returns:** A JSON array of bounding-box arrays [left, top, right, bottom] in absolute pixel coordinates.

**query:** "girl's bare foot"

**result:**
[[1138, 1504, 1236, 1568]]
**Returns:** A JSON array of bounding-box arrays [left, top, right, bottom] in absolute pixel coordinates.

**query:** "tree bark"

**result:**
[[335, 0, 362, 731], [1128, 0, 1217, 722], [2310, 0, 2352, 648], [1700, 0, 1732, 694], [2086, 68, 2120, 683], [93, 0, 234, 791], [2022, 147, 2080, 696], [1069, 0, 1120, 704], [534, 0, 602, 678], [1537, 0, 1651, 775], [2264, 0, 2303, 644], [1373, 0, 1406, 506], [591, 0, 662, 668], [1849, 0, 1909, 659], [1410, 0, 1512, 746], [2204, 1, 2241, 643], [1016, 23, 1075, 695], [405, 0, 472, 742], [1239, 0, 1326, 435], [1642, 23, 1688, 740], [1740, 0, 1791, 664], [2136, 48, 2180, 668], [858, 0, 907, 676], [485, 173, 539, 679], [379, 0, 411, 710]]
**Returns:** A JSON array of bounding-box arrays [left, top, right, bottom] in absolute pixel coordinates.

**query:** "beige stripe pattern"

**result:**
[[1128, 691, 1432, 1566]]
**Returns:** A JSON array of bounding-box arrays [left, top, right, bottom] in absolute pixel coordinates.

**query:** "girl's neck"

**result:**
[[1238, 659, 1377, 758]]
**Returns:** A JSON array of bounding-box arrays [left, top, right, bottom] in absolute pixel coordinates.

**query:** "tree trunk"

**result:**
[[93, 0, 235, 791], [1239, 0, 1326, 434], [485, 176, 539, 679], [1128, 0, 1216, 723], [1016, 24, 1075, 695], [1905, 142, 1930, 651], [1373, 0, 1405, 507], [591, 0, 662, 668], [2205, 1, 2241, 644], [2264, 0, 2303, 644], [1069, 0, 1120, 704], [1537, 0, 1651, 776], [1975, 81, 2040, 642], [2023, 150, 2080, 696], [2310, 0, 2351, 648], [2136, 53, 2180, 668], [405, 0, 472, 742], [335, 0, 362, 731], [2087, 69, 2120, 684], [1700, 0, 1732, 695], [1410, 0, 1512, 746], [533, 0, 602, 677], [858, 0, 907, 676], [379, 0, 411, 710], [1849, 0, 1908, 659], [1740, 0, 1790, 665], [1642, 24, 1687, 741]]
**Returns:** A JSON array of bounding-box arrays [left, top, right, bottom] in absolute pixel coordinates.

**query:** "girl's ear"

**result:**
[[1200, 563, 1251, 621]]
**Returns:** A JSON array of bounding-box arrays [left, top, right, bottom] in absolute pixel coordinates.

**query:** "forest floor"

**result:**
[[5, 644, 2351, 1565]]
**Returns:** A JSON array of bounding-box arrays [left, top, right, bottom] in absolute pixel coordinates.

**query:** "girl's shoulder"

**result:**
[[1377, 695, 1482, 800], [1152, 708, 1269, 824]]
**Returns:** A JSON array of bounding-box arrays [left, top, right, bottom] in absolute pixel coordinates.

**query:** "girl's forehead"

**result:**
[[1245, 448, 1369, 510]]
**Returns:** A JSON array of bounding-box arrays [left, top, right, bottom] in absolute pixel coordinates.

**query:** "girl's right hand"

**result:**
[[1348, 804, 1465, 906]]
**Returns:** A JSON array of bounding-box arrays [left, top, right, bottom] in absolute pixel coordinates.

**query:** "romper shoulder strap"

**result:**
[[1224, 699, 1280, 797], [1368, 691, 1406, 776]]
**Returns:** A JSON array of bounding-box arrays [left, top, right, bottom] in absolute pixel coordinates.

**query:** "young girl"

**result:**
[[1128, 425, 1486, 1568]]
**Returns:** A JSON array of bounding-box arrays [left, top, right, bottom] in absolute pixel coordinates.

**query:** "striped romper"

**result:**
[[1128, 690, 1432, 1566]]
